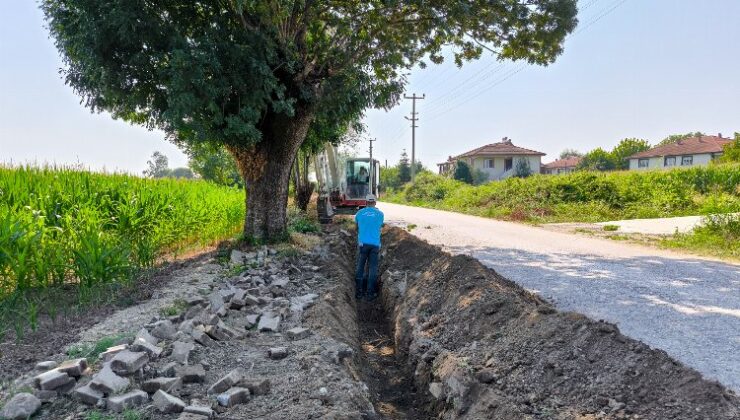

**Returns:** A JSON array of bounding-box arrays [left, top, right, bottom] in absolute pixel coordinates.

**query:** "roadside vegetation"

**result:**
[[0, 165, 245, 339], [661, 213, 740, 260], [384, 163, 740, 223]]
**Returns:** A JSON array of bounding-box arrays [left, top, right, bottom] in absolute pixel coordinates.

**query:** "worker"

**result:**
[[355, 194, 384, 301], [357, 166, 370, 197]]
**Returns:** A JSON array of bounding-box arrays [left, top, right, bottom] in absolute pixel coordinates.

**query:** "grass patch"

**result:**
[[602, 224, 620, 231], [384, 164, 740, 224], [67, 333, 132, 363], [661, 214, 740, 260], [407, 223, 418, 231], [159, 298, 188, 317], [287, 207, 319, 234]]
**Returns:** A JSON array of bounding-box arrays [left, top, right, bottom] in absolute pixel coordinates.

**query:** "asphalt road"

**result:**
[[377, 202, 740, 391]]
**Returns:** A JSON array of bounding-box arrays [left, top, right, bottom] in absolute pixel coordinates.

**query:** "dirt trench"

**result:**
[[331, 226, 739, 420]]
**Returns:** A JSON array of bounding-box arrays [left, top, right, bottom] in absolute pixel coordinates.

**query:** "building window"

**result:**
[[664, 156, 676, 167], [483, 159, 494, 168], [681, 155, 693, 166], [638, 158, 649, 168]]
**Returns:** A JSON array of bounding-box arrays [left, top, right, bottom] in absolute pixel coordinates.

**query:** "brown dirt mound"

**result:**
[[378, 227, 739, 419]]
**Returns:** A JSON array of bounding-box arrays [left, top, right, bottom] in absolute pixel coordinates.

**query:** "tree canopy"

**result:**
[[578, 148, 617, 171], [43, 0, 579, 239], [658, 132, 705, 146], [559, 148, 583, 159], [453, 160, 474, 184], [611, 138, 650, 169]]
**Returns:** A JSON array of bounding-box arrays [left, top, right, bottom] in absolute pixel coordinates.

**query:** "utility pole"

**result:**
[[404, 93, 425, 181]]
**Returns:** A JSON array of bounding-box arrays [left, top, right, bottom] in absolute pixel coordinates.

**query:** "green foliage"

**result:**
[[559, 149, 583, 159], [578, 148, 617, 171], [186, 144, 243, 187], [662, 213, 740, 259], [514, 158, 533, 178], [143, 152, 170, 178], [160, 299, 188, 317], [472, 168, 490, 186], [0, 165, 244, 337], [287, 208, 319, 234], [43, 0, 578, 238], [718, 133, 740, 163], [611, 138, 651, 169], [602, 224, 619, 231], [386, 164, 740, 223], [658, 131, 705, 146], [453, 161, 474, 184], [399, 151, 412, 184]]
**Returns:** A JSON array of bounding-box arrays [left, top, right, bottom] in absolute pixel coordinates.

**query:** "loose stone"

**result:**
[[89, 364, 130, 395], [73, 384, 104, 406], [135, 328, 159, 346], [184, 405, 214, 417], [151, 320, 178, 340], [285, 327, 311, 341], [177, 364, 206, 383], [216, 387, 251, 407], [239, 378, 271, 396], [100, 344, 128, 362], [172, 341, 196, 364], [268, 347, 288, 360], [142, 377, 181, 394], [153, 389, 186, 413], [34, 361, 58, 371], [34, 369, 72, 391], [208, 369, 243, 395], [107, 390, 149, 413], [110, 350, 149, 375], [0, 393, 42, 420], [257, 311, 281, 332]]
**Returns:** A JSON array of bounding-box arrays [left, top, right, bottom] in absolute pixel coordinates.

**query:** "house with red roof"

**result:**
[[626, 134, 731, 170], [437, 137, 545, 181], [541, 156, 582, 175]]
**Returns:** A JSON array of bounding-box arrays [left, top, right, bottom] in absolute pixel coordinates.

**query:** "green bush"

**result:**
[[385, 164, 740, 223]]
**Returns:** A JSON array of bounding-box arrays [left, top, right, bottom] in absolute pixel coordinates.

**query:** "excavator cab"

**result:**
[[315, 147, 379, 223]]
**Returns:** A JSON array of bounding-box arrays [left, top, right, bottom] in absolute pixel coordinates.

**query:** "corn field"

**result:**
[[0, 165, 244, 336]]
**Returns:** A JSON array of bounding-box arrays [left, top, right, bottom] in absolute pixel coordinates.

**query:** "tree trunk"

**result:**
[[226, 106, 314, 242]]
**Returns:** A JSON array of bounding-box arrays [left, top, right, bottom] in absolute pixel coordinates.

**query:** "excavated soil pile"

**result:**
[[373, 227, 739, 419]]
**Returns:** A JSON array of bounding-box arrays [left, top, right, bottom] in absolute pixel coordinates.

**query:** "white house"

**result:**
[[541, 156, 582, 175], [627, 135, 731, 170], [438, 137, 545, 181]]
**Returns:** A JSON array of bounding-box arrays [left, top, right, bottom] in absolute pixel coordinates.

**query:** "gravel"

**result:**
[[378, 202, 740, 392]]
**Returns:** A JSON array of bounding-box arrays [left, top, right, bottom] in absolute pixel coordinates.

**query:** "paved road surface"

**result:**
[[377, 202, 740, 391]]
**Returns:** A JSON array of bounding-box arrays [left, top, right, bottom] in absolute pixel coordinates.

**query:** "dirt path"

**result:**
[[378, 201, 740, 392], [356, 299, 420, 419]]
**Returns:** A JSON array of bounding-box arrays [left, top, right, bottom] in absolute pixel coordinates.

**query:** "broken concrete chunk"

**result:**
[[172, 341, 196, 364], [290, 293, 319, 312], [219, 288, 236, 302], [179, 319, 199, 334], [239, 378, 271, 396], [429, 382, 444, 399], [268, 347, 288, 360], [179, 413, 210, 420], [230, 249, 246, 265], [245, 314, 259, 325], [130, 337, 163, 359], [34, 389, 58, 403], [135, 328, 159, 346], [89, 364, 130, 395], [153, 389, 186, 413], [34, 369, 71, 391], [55, 358, 88, 377], [208, 291, 225, 313], [100, 344, 128, 362], [35, 361, 58, 371], [216, 387, 251, 407], [107, 389, 148, 413], [110, 350, 149, 376], [74, 384, 104, 406], [177, 364, 206, 383], [184, 304, 204, 320], [285, 327, 311, 341], [142, 377, 181, 394], [191, 326, 217, 347], [257, 311, 281, 332], [270, 275, 289, 288], [207, 369, 244, 395], [159, 362, 178, 377], [151, 320, 178, 340], [184, 405, 214, 418], [200, 312, 220, 326], [0, 393, 41, 420]]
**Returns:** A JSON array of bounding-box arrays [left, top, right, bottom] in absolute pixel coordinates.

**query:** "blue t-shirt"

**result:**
[[355, 207, 384, 247]]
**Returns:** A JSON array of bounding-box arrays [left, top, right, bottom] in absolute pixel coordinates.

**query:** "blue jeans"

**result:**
[[355, 244, 379, 297]]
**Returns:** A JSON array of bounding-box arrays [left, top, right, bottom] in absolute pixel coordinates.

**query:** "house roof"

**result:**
[[542, 156, 582, 169], [439, 138, 545, 164], [627, 135, 731, 159]]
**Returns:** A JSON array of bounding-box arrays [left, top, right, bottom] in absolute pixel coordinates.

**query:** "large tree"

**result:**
[[43, 0, 578, 240], [611, 138, 650, 169]]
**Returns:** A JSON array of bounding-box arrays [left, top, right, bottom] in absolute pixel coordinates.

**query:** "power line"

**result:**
[[403, 93, 425, 181]]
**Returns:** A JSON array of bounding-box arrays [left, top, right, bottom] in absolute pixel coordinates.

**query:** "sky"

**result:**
[[1, 0, 739, 174]]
